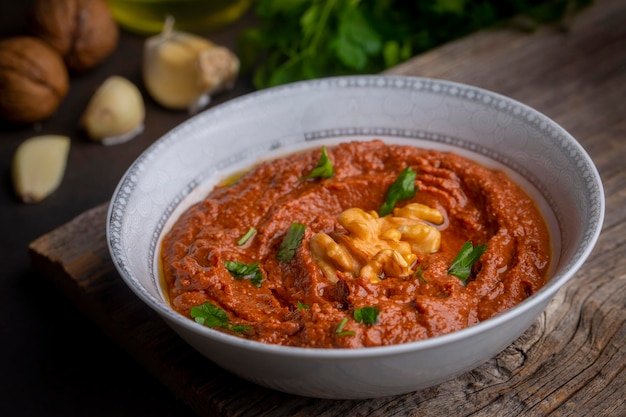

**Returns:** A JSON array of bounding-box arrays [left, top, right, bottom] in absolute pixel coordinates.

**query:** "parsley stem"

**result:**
[[237, 227, 257, 246], [336, 317, 349, 333], [308, 0, 338, 54]]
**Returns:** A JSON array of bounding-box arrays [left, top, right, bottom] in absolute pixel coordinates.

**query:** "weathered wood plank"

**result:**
[[29, 0, 626, 415]]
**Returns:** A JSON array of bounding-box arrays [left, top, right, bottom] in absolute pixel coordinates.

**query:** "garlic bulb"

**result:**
[[12, 135, 70, 203], [81, 75, 145, 146], [143, 16, 240, 114]]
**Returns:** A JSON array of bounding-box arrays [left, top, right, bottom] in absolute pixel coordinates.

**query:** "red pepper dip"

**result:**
[[160, 140, 550, 348]]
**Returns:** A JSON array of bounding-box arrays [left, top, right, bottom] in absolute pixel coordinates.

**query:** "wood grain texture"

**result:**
[[29, 0, 626, 415]]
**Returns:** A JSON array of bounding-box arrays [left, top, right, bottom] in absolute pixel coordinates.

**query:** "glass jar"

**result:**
[[106, 0, 250, 35]]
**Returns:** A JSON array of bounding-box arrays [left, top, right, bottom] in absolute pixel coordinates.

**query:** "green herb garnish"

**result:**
[[379, 166, 416, 217], [447, 241, 488, 285], [190, 302, 252, 334], [335, 317, 356, 337], [276, 222, 306, 262], [237, 227, 257, 246], [415, 265, 428, 284], [302, 146, 334, 180], [225, 260, 264, 287], [297, 301, 310, 310], [336, 317, 348, 332], [354, 306, 379, 326]]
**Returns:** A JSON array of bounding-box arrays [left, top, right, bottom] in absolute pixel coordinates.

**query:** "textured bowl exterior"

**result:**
[[107, 75, 604, 399], [164, 295, 551, 399]]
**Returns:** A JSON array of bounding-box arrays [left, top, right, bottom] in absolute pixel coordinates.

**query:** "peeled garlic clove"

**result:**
[[81, 75, 145, 146], [143, 16, 239, 113], [12, 135, 70, 203]]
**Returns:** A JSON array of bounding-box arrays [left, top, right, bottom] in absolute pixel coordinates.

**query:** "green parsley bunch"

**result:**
[[238, 0, 593, 89]]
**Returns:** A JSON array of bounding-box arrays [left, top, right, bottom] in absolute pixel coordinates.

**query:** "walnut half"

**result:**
[[310, 203, 443, 283]]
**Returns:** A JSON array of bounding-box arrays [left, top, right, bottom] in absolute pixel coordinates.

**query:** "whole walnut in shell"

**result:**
[[29, 0, 119, 73], [0, 37, 69, 124]]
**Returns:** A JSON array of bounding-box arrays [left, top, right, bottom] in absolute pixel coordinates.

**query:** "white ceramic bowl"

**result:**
[[107, 75, 604, 399]]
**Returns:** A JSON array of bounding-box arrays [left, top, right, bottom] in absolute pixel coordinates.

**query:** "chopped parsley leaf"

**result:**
[[229, 324, 254, 334], [276, 222, 306, 262], [448, 241, 488, 286], [190, 302, 252, 334], [302, 146, 334, 180], [379, 166, 417, 217], [225, 260, 264, 287], [354, 306, 379, 326], [297, 301, 309, 310]]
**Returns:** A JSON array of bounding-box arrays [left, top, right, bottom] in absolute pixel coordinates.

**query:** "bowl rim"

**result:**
[[106, 74, 605, 358]]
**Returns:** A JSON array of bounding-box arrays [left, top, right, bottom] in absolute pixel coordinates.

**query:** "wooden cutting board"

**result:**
[[29, 0, 626, 415]]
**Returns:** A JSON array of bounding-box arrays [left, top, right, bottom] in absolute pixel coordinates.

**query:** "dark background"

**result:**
[[0, 2, 254, 415]]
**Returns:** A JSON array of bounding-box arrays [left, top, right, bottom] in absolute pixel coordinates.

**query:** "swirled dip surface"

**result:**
[[161, 140, 550, 348]]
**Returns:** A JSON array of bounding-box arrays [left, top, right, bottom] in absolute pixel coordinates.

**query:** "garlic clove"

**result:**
[[143, 16, 239, 113], [81, 75, 145, 146], [12, 135, 70, 203]]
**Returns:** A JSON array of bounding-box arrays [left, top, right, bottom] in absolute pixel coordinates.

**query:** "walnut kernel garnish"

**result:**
[[310, 203, 443, 283]]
